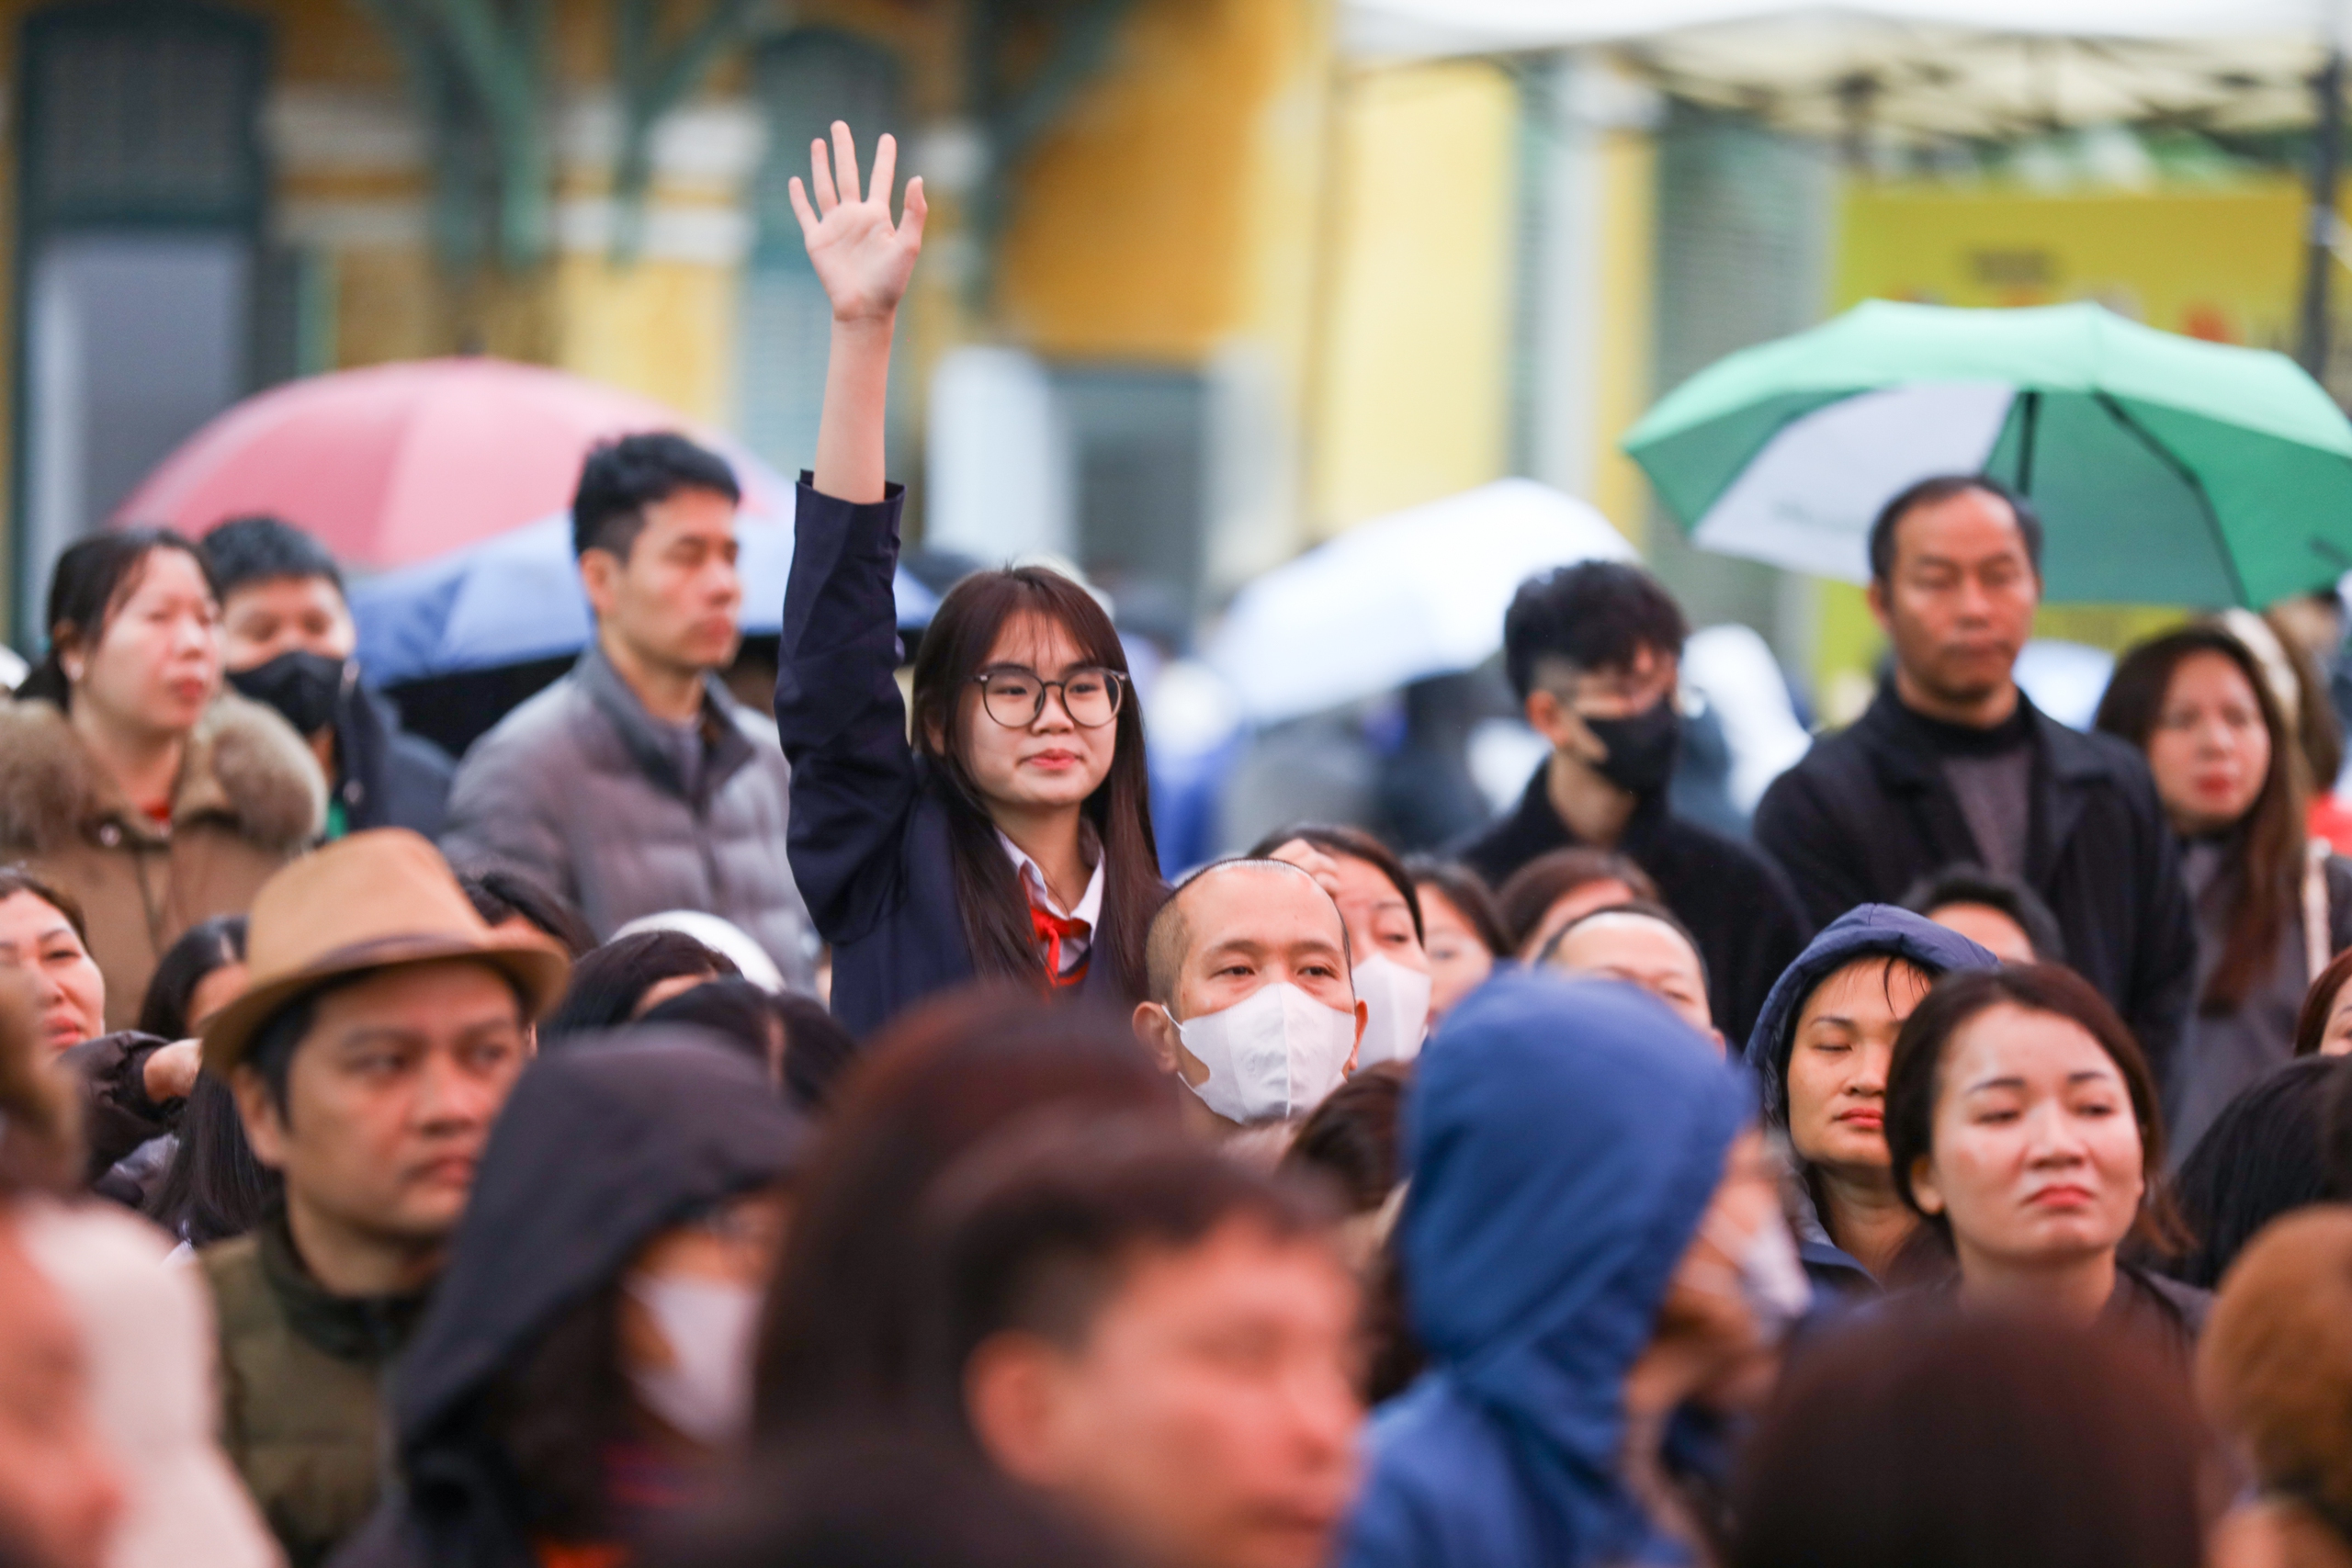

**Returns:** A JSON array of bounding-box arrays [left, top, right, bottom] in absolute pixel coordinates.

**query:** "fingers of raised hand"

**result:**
[[831, 120, 863, 206], [869, 132, 899, 215], [810, 138, 840, 212], [899, 175, 928, 245], [787, 175, 820, 240]]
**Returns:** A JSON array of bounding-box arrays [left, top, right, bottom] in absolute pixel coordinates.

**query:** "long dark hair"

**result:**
[[146, 1074, 279, 1247], [1404, 857, 1509, 957], [1885, 964, 2186, 1256], [540, 931, 736, 1039], [910, 568, 1161, 1000], [2165, 1056, 2345, 1290], [136, 916, 245, 1040], [2095, 625, 2303, 1014], [2297, 944, 2352, 1056], [17, 527, 219, 708]]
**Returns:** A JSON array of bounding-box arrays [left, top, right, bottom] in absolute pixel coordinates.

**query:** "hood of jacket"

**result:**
[[389, 1031, 808, 1562], [1398, 971, 1750, 1540], [0, 692, 323, 854], [1741, 904, 1998, 1127]]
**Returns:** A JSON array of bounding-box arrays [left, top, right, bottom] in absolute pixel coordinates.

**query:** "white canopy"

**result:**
[[1347, 1, 2349, 138]]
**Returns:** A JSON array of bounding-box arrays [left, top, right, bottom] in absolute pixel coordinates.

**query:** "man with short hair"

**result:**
[[1544, 901, 1723, 1050], [199, 830, 568, 1567], [203, 514, 454, 839], [1458, 561, 1808, 1042], [1754, 475, 2195, 1087], [442, 434, 819, 990], [931, 1123, 1363, 1568], [1133, 860, 1365, 1131]]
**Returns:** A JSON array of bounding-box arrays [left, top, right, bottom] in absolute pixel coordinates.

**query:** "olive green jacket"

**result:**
[[201, 1213, 431, 1568]]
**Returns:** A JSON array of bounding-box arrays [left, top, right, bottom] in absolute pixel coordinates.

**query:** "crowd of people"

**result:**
[[7, 120, 2352, 1568]]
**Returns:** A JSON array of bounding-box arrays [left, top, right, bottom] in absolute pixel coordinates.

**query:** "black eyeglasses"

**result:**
[[972, 665, 1125, 729]]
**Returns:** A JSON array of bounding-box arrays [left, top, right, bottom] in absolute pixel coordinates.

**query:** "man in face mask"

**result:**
[[1455, 561, 1809, 1044], [203, 515, 455, 840], [1132, 860, 1367, 1133]]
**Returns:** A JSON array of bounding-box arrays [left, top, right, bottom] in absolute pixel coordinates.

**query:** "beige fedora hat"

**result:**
[[201, 829, 571, 1077]]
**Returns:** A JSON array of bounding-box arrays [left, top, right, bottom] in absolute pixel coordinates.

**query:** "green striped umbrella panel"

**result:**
[[1623, 299, 2352, 607]]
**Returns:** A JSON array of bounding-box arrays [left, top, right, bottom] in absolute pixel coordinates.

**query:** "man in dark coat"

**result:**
[[1455, 561, 1809, 1043], [1753, 475, 2198, 1091], [205, 514, 455, 840]]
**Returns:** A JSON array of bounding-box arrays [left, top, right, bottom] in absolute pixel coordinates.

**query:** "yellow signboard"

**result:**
[[1837, 178, 2314, 351]]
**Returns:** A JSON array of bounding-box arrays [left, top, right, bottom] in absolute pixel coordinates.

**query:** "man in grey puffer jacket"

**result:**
[[441, 433, 819, 991]]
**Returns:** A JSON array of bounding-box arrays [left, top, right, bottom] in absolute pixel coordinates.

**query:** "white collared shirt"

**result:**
[[997, 827, 1106, 977]]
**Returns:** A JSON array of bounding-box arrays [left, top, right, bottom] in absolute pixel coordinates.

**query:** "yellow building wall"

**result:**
[[551, 257, 741, 424], [0, 0, 1340, 631], [996, 0, 1329, 363], [1590, 128, 1657, 544], [1309, 60, 1518, 536]]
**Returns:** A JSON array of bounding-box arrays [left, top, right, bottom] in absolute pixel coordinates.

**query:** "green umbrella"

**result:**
[[1623, 299, 2352, 607]]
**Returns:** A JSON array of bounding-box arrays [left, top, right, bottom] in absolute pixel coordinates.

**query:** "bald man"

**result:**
[[1544, 900, 1724, 1051], [1133, 859, 1368, 1131]]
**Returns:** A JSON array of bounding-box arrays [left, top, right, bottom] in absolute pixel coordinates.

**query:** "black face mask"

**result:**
[[229, 650, 350, 738], [1581, 696, 1680, 798]]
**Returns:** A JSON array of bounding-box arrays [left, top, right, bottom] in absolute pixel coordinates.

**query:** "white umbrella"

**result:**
[[1206, 479, 1637, 726]]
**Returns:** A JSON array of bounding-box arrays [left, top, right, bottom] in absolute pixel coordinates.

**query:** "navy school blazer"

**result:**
[[774, 479, 1136, 1038]]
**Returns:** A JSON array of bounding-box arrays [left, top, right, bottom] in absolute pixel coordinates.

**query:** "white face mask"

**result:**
[[1165, 981, 1357, 1124], [1696, 1210, 1814, 1345], [1352, 953, 1433, 1067], [625, 1275, 762, 1448]]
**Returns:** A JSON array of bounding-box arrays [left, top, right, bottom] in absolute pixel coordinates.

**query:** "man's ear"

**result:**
[[1524, 687, 1570, 749], [1132, 999, 1180, 1076], [230, 1066, 288, 1172], [1346, 998, 1368, 1075], [963, 1334, 1069, 1488], [578, 547, 622, 621], [1865, 577, 1893, 638]]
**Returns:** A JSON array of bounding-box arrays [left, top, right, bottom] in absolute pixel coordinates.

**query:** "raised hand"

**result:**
[[790, 121, 926, 325]]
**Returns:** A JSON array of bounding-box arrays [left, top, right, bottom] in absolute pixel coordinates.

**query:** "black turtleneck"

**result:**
[[1887, 692, 2036, 877]]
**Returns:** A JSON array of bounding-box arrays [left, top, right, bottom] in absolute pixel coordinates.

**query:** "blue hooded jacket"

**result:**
[[1741, 904, 1997, 1292], [1340, 971, 1750, 1568]]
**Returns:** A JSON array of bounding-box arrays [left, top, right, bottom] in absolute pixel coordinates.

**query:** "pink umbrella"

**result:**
[[114, 357, 789, 570]]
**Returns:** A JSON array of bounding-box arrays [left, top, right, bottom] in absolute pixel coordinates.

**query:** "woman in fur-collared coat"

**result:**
[[1, 531, 322, 1030]]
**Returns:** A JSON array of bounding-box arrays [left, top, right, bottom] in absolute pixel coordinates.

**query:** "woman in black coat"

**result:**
[[773, 125, 1165, 1037]]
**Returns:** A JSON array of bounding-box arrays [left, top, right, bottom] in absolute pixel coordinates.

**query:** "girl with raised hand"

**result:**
[[775, 123, 1165, 1036]]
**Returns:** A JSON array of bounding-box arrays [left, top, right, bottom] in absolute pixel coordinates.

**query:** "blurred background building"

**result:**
[[0, 0, 2345, 721]]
